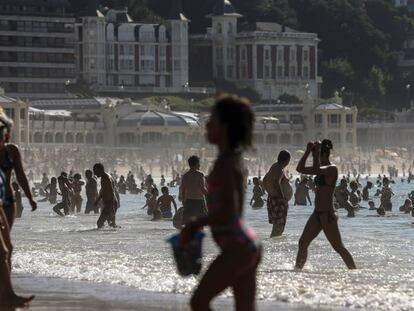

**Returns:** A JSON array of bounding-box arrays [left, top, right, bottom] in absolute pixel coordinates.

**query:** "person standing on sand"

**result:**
[[295, 140, 356, 270], [181, 95, 261, 311], [179, 156, 208, 225], [263, 150, 292, 237], [85, 170, 99, 214], [93, 163, 117, 229]]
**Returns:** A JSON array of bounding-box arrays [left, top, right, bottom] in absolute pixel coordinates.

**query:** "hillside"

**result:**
[[96, 0, 414, 110]]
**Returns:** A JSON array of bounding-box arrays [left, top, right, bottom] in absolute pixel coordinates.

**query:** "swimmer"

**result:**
[[399, 199, 412, 214], [179, 156, 208, 225], [53, 173, 72, 217], [334, 179, 356, 217], [84, 170, 99, 214], [362, 181, 373, 201], [263, 150, 291, 237], [368, 201, 376, 210], [181, 95, 261, 311], [72, 173, 84, 213], [149, 186, 161, 220], [295, 140, 356, 270], [294, 177, 312, 206], [93, 163, 118, 229], [44, 177, 58, 204], [349, 181, 361, 208], [250, 177, 265, 209], [380, 177, 394, 211], [156, 186, 177, 219], [377, 206, 386, 216]]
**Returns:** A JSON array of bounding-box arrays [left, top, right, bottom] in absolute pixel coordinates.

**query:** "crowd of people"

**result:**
[[1, 94, 414, 310]]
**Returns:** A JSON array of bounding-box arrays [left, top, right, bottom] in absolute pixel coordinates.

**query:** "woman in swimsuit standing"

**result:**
[[182, 96, 261, 311], [295, 140, 356, 270], [0, 109, 36, 307]]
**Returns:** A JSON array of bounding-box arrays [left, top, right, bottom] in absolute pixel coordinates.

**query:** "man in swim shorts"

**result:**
[[179, 156, 207, 225], [263, 150, 291, 237]]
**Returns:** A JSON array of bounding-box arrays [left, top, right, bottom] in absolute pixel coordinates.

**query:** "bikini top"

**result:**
[[0, 147, 13, 173]]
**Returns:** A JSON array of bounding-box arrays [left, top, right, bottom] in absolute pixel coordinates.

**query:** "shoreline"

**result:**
[[12, 273, 355, 311]]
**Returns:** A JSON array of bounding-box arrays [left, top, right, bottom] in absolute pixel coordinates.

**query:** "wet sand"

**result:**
[[12, 274, 353, 311]]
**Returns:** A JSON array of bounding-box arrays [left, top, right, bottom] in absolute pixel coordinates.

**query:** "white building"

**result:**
[[189, 0, 322, 100], [76, 1, 190, 94]]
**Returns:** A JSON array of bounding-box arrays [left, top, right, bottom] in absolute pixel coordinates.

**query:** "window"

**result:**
[[315, 114, 322, 125], [265, 49, 270, 61], [217, 23, 222, 34], [304, 50, 309, 61], [290, 49, 295, 60], [160, 46, 166, 57], [277, 49, 283, 61], [140, 46, 145, 56], [265, 65, 270, 79], [241, 48, 246, 61], [160, 60, 166, 71], [346, 114, 353, 124], [277, 66, 283, 77], [120, 45, 124, 55], [328, 114, 341, 127], [303, 67, 309, 79], [227, 65, 233, 78], [228, 22, 233, 35], [241, 65, 247, 79], [290, 66, 296, 77]]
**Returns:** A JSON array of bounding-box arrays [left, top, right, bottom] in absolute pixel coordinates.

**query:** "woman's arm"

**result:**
[[10, 145, 36, 211], [296, 142, 314, 175]]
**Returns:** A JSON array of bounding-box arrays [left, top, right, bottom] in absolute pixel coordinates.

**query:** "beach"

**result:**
[[9, 179, 414, 311]]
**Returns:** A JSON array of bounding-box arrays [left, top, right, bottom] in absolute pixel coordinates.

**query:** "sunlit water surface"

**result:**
[[11, 178, 414, 310]]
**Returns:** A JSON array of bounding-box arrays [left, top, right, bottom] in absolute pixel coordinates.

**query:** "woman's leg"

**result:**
[[191, 250, 250, 311], [320, 214, 356, 269], [0, 209, 12, 271], [232, 250, 261, 311], [295, 214, 322, 269], [3, 203, 16, 230], [0, 211, 34, 307]]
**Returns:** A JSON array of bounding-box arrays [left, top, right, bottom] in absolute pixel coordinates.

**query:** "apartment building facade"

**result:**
[[0, 0, 77, 99], [190, 0, 322, 100], [76, 1, 190, 94]]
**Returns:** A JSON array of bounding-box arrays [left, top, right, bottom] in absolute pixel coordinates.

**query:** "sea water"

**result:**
[[11, 179, 414, 311]]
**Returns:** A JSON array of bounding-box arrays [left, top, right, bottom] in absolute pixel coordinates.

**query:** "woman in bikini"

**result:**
[[182, 96, 262, 311], [0, 109, 36, 307], [295, 140, 356, 270]]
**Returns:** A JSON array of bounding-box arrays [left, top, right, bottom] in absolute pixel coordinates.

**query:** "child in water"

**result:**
[[368, 201, 376, 210], [250, 177, 264, 209], [156, 186, 178, 219], [12, 182, 23, 218]]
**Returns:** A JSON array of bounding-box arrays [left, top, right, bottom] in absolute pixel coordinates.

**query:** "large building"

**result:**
[[0, 0, 77, 99], [0, 85, 358, 154], [76, 1, 190, 94], [189, 0, 322, 100]]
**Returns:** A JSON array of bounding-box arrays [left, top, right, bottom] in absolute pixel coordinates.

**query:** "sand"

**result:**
[[11, 274, 353, 311]]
